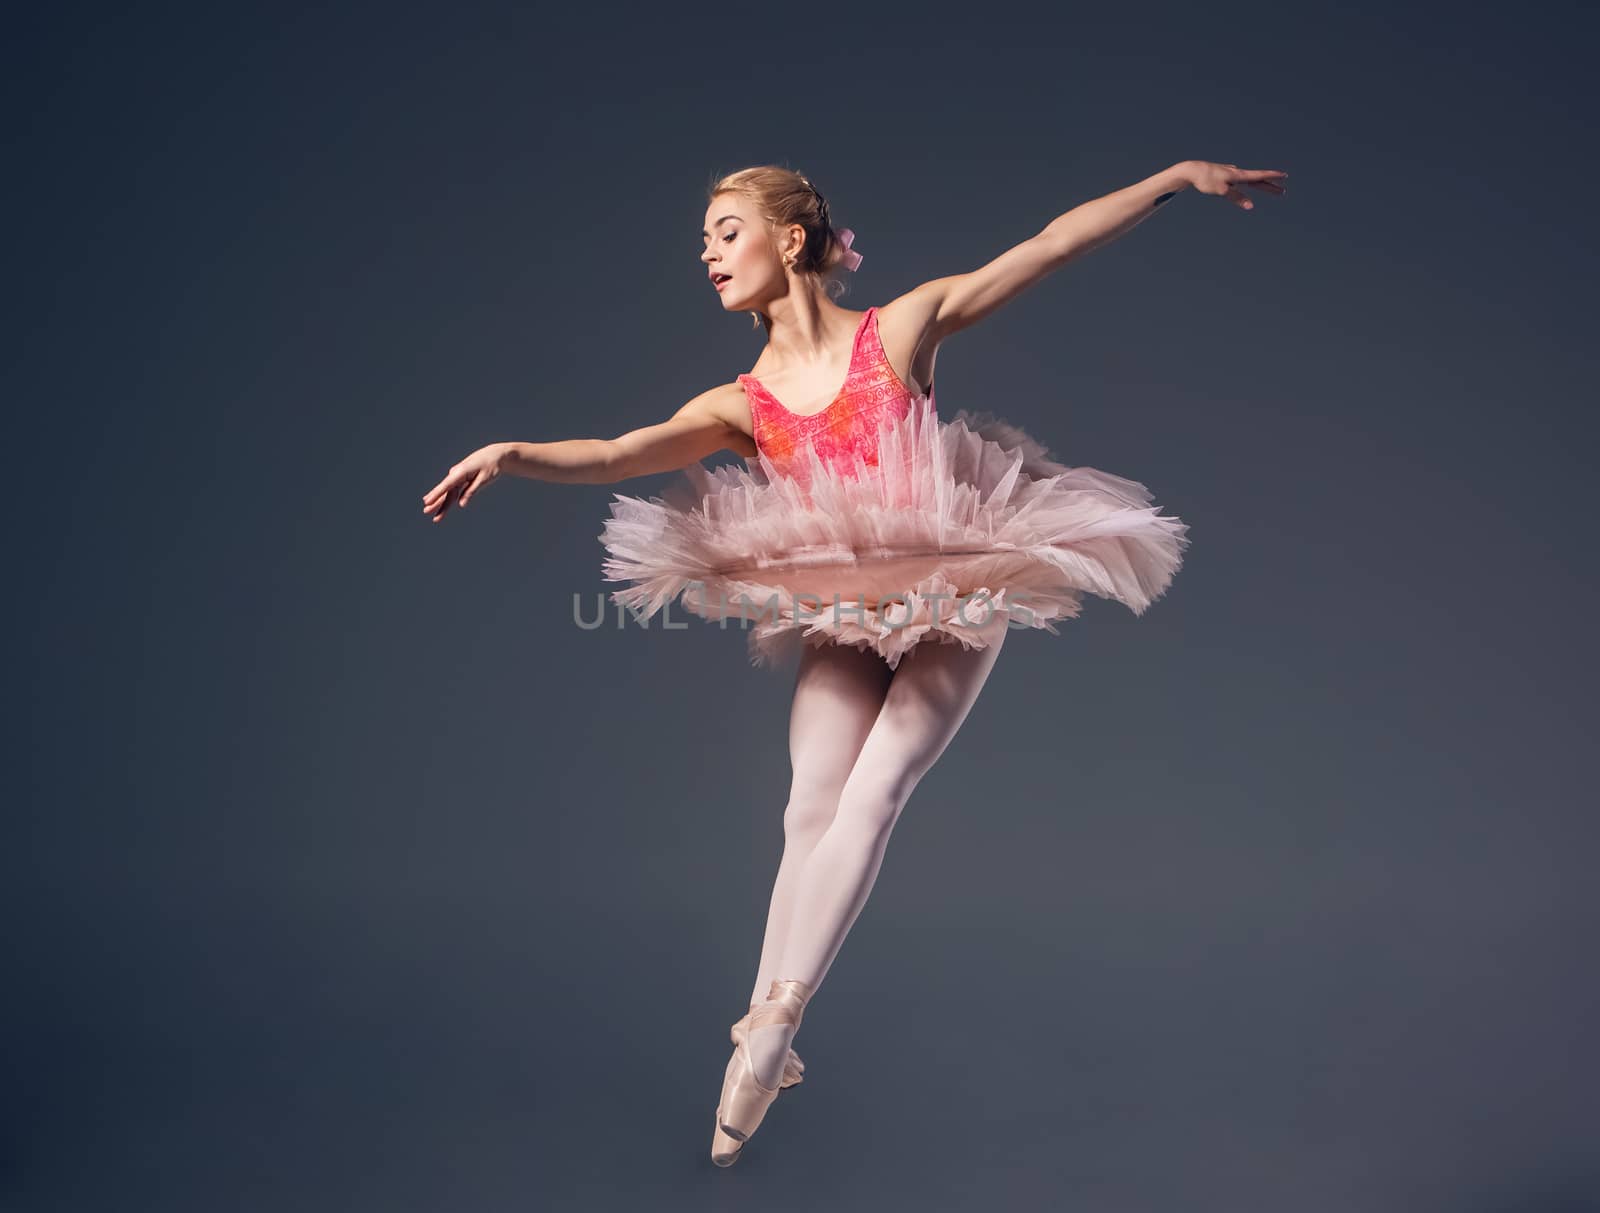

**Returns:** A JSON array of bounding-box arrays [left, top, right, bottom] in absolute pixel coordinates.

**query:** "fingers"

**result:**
[[1241, 169, 1288, 196], [422, 470, 461, 509], [1211, 166, 1289, 209], [423, 447, 507, 522], [422, 469, 468, 522]]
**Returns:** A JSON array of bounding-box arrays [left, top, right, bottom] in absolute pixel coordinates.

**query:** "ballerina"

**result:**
[[421, 158, 1286, 1165]]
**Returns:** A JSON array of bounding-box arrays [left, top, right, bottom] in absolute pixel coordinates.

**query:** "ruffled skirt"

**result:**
[[598, 397, 1190, 670]]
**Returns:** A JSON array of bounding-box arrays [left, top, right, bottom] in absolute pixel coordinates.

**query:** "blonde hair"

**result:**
[[706, 165, 854, 331]]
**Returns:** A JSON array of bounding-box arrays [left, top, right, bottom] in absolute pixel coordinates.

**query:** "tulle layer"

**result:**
[[598, 397, 1190, 670]]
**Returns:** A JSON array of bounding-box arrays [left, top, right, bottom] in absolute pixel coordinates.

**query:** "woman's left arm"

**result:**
[[904, 160, 1287, 342]]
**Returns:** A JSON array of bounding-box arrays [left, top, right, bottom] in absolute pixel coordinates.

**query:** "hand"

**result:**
[[421, 442, 514, 523], [1181, 160, 1288, 210]]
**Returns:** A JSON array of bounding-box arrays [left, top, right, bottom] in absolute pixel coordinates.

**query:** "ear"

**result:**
[[780, 222, 806, 263]]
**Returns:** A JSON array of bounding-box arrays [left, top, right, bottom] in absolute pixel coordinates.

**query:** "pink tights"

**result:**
[[742, 628, 1007, 1087]]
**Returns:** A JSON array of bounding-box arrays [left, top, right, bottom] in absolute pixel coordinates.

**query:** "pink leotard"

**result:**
[[737, 306, 922, 485]]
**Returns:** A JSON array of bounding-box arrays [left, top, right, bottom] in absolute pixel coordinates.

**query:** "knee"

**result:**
[[782, 789, 840, 841], [833, 770, 919, 838]]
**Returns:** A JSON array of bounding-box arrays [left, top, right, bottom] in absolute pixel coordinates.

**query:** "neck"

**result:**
[[760, 291, 852, 366]]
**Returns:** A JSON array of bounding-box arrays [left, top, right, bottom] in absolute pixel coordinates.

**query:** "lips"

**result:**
[[711, 273, 732, 288]]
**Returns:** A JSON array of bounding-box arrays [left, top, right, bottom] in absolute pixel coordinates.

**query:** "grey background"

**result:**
[[9, 1, 1597, 1209]]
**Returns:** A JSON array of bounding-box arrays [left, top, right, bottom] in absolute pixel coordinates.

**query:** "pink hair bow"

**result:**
[[835, 228, 863, 272]]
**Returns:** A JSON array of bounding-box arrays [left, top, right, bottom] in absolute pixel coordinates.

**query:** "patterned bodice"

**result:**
[[737, 307, 922, 485]]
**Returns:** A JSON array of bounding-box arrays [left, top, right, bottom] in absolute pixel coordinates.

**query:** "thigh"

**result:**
[[846, 632, 1008, 805], [786, 641, 896, 798]]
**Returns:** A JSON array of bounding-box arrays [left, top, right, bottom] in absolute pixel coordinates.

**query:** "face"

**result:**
[[701, 193, 787, 309]]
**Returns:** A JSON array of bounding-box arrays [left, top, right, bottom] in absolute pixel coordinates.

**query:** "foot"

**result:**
[[716, 978, 814, 1147], [745, 1019, 797, 1090], [711, 1051, 747, 1167], [714, 999, 807, 1167], [731, 1008, 805, 1087]]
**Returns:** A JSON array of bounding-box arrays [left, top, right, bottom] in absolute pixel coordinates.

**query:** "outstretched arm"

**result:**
[[901, 159, 1287, 342], [420, 386, 750, 522]]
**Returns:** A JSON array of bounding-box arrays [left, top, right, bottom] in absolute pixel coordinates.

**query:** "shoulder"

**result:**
[[679, 379, 754, 422], [875, 283, 948, 349], [677, 380, 759, 454]]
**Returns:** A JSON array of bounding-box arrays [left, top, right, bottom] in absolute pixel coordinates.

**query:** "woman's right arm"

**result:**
[[510, 384, 753, 483], [422, 385, 752, 522]]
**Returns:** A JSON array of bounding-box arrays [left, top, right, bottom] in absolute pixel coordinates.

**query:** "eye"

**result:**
[[722, 232, 737, 243]]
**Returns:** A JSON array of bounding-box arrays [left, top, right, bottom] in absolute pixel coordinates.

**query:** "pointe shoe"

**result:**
[[712, 1003, 807, 1166], [710, 1049, 748, 1167], [718, 978, 814, 1147], [732, 1006, 805, 1087]]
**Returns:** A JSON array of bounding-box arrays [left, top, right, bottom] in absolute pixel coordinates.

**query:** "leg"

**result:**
[[745, 630, 1008, 1085], [712, 640, 893, 1162], [747, 640, 894, 1006]]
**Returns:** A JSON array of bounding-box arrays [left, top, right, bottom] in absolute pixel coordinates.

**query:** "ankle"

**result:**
[[765, 977, 815, 1012], [748, 976, 816, 1017]]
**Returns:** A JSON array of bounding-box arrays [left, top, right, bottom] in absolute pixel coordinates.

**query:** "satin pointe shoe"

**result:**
[[712, 1005, 808, 1167], [732, 1006, 806, 1087], [711, 1050, 749, 1168], [718, 978, 814, 1147]]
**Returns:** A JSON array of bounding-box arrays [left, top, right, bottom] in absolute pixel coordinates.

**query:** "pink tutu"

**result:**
[[598, 395, 1190, 671]]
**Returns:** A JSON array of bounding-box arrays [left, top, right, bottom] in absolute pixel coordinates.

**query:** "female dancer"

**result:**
[[421, 159, 1286, 1165]]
